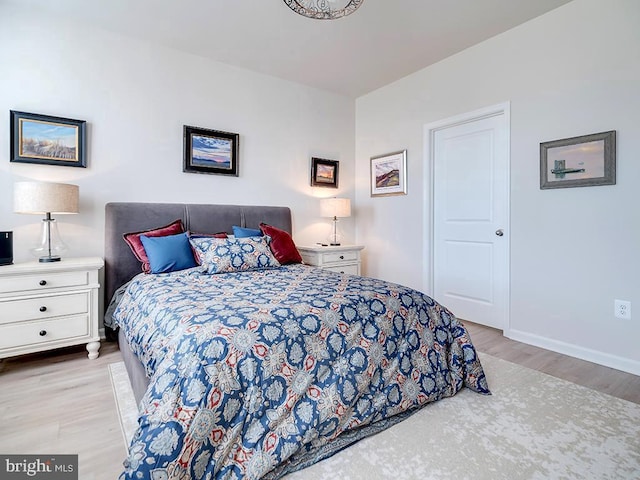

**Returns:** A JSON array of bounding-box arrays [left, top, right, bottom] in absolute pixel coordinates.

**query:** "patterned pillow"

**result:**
[[190, 236, 281, 274]]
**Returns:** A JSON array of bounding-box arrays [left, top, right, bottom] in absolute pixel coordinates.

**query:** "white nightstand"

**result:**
[[0, 257, 104, 360], [297, 245, 364, 275]]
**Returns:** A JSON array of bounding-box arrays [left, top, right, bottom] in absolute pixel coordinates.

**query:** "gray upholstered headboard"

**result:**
[[104, 202, 292, 305]]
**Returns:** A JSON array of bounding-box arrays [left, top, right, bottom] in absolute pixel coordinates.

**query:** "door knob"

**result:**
[[495, 229, 504, 237]]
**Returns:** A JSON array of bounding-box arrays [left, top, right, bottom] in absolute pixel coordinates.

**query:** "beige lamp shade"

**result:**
[[320, 197, 351, 218], [14, 182, 79, 215]]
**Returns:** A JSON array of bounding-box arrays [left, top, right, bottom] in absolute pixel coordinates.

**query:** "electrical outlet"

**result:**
[[614, 299, 631, 320]]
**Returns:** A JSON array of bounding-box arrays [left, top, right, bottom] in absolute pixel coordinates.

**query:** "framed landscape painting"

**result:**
[[540, 130, 616, 189], [10, 110, 86, 168], [183, 125, 239, 176], [310, 157, 339, 188], [371, 150, 407, 197]]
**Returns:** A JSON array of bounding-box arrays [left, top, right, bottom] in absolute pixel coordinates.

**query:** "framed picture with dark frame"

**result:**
[[183, 125, 239, 176], [540, 130, 616, 189], [310, 157, 339, 188], [370, 149, 407, 197], [10, 110, 87, 168]]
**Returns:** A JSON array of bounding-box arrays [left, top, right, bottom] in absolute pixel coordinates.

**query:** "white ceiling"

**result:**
[[8, 0, 572, 98]]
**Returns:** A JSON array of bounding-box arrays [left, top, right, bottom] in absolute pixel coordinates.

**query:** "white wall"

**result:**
[[355, 0, 640, 374], [0, 5, 355, 266], [2, 2, 638, 375]]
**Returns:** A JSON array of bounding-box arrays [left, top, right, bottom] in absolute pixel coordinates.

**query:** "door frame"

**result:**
[[423, 101, 511, 330]]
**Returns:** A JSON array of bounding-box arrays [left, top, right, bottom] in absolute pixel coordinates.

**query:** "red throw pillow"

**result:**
[[259, 223, 302, 265], [123, 219, 185, 273], [189, 232, 228, 239]]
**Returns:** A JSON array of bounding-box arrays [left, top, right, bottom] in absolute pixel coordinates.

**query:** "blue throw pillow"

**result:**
[[139, 232, 197, 273], [232, 225, 262, 238]]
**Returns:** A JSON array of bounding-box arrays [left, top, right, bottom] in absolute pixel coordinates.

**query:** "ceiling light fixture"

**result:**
[[283, 0, 364, 20]]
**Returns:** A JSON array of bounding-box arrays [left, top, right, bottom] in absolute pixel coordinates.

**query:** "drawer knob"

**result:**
[[39, 330, 47, 336], [39, 306, 47, 312], [339, 255, 344, 259], [39, 280, 47, 286]]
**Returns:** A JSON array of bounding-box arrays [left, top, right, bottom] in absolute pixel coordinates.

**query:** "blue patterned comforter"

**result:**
[[113, 264, 489, 479]]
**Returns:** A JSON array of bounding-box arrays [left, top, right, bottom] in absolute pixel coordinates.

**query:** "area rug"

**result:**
[[108, 362, 139, 448], [109, 353, 640, 479]]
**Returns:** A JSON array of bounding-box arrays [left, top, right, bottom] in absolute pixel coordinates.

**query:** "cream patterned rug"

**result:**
[[109, 354, 640, 479], [108, 362, 139, 448]]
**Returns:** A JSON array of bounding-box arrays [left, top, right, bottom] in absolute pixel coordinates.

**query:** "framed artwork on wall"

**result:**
[[310, 157, 339, 188], [540, 130, 616, 189], [10, 110, 87, 168], [370, 150, 407, 197], [183, 125, 239, 176]]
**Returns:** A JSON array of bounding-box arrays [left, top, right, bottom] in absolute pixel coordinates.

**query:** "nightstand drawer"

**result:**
[[324, 264, 360, 275], [0, 315, 89, 350], [0, 292, 89, 325], [322, 251, 359, 263], [0, 271, 89, 294]]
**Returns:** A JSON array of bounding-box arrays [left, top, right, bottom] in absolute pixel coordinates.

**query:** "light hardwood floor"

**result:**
[[0, 325, 638, 480], [463, 321, 640, 404], [0, 342, 125, 480]]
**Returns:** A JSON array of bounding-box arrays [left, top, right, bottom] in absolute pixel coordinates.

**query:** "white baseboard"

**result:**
[[99, 327, 106, 340], [504, 328, 640, 377]]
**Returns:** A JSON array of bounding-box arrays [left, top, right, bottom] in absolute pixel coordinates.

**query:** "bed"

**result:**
[[104, 202, 489, 479]]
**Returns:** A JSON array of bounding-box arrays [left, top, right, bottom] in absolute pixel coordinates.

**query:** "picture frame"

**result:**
[[370, 150, 407, 197], [540, 130, 616, 189], [310, 157, 339, 188], [183, 125, 239, 176], [10, 110, 87, 168]]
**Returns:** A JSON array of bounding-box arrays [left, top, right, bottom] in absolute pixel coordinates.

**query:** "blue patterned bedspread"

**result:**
[[113, 264, 489, 479]]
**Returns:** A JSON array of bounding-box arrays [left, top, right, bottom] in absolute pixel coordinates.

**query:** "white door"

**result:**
[[431, 109, 509, 329]]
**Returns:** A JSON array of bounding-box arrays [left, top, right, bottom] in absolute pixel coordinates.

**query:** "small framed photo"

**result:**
[[540, 131, 616, 189], [183, 125, 239, 176], [310, 157, 339, 188], [10, 110, 87, 168], [371, 150, 407, 197]]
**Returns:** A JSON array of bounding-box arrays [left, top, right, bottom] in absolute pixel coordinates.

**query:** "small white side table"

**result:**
[[297, 245, 364, 275], [0, 257, 104, 360]]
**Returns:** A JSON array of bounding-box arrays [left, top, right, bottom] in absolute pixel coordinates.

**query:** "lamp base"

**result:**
[[31, 216, 68, 263], [39, 256, 61, 263], [328, 216, 343, 246]]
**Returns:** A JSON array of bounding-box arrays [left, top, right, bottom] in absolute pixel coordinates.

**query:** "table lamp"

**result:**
[[320, 197, 351, 246], [13, 181, 79, 262]]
